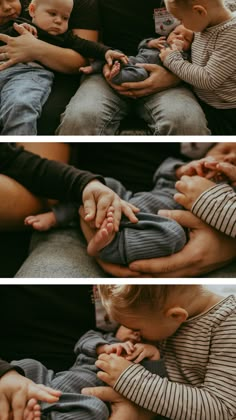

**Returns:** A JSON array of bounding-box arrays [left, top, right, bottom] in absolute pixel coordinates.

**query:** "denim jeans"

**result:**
[[57, 73, 210, 135], [0, 63, 54, 135]]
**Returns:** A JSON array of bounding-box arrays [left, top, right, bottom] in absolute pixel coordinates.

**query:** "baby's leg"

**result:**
[[25, 211, 57, 231], [24, 399, 41, 420], [175, 175, 216, 210]]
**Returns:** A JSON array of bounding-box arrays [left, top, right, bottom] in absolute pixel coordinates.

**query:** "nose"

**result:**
[[53, 15, 62, 24]]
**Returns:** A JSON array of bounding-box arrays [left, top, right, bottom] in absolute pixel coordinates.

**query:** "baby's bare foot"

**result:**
[[110, 61, 121, 79], [87, 207, 116, 256], [24, 212, 57, 232], [80, 65, 93, 74], [175, 175, 216, 210], [24, 398, 41, 420]]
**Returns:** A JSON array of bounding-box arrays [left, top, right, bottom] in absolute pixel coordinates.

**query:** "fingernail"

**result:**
[[158, 210, 169, 216]]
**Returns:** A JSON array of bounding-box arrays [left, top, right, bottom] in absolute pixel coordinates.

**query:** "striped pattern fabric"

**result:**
[[192, 183, 236, 238], [163, 16, 236, 108], [114, 295, 236, 420]]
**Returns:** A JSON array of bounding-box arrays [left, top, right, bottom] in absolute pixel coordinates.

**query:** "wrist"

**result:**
[[96, 344, 109, 355]]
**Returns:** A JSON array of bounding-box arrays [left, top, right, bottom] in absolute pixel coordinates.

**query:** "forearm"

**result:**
[[1, 144, 104, 204], [33, 40, 86, 73], [192, 184, 236, 238], [114, 364, 234, 419]]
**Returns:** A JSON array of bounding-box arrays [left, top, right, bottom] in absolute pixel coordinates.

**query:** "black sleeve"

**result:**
[[66, 32, 110, 59], [0, 359, 25, 378], [0, 143, 105, 204]]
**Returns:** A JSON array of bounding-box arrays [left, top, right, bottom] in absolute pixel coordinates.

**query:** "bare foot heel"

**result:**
[[24, 212, 57, 231]]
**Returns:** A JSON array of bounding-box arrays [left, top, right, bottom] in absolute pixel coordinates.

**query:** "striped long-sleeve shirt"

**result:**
[[163, 16, 236, 108], [114, 295, 236, 420], [191, 183, 236, 238]]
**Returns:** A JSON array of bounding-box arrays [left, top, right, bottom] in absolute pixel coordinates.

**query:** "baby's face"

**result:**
[[0, 0, 21, 25], [31, 0, 73, 35], [167, 24, 194, 51]]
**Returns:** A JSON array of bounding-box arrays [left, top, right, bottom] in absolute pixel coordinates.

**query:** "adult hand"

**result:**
[[129, 211, 236, 277], [82, 386, 151, 420], [82, 180, 139, 232], [103, 63, 179, 98], [0, 23, 38, 70], [0, 370, 61, 420], [96, 258, 142, 278]]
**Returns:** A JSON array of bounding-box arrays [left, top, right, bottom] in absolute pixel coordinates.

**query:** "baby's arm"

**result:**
[[147, 37, 167, 49]]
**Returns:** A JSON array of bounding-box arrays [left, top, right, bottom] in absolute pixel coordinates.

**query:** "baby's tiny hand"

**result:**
[[20, 23, 38, 37], [148, 36, 166, 50]]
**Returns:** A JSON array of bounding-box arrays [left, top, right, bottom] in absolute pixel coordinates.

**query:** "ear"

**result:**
[[165, 307, 188, 325], [28, 3, 36, 18], [192, 4, 208, 17]]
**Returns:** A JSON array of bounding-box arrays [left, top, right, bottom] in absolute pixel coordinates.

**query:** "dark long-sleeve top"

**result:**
[[0, 143, 105, 205], [0, 17, 110, 60], [0, 360, 25, 377]]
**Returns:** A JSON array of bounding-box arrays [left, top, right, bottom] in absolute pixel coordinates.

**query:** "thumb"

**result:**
[[82, 386, 118, 402], [83, 197, 96, 221], [217, 162, 236, 183], [135, 63, 160, 72], [13, 22, 29, 34], [158, 209, 201, 229]]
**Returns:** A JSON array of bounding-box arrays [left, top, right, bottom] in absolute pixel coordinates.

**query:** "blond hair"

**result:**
[[98, 285, 198, 320]]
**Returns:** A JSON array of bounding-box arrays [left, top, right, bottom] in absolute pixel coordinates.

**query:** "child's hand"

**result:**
[[147, 36, 167, 50], [82, 180, 139, 232], [105, 49, 129, 67], [97, 341, 135, 357], [0, 370, 61, 419], [159, 46, 174, 62], [171, 39, 184, 51], [176, 157, 219, 179], [125, 343, 160, 363], [96, 353, 132, 387], [206, 161, 236, 187], [19, 23, 38, 37]]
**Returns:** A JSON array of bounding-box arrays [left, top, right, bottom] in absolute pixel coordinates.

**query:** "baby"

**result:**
[[81, 24, 194, 85], [0, 0, 127, 134]]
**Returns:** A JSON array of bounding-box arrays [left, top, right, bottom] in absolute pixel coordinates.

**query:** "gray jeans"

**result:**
[[0, 63, 53, 135], [15, 226, 236, 278], [56, 74, 210, 135]]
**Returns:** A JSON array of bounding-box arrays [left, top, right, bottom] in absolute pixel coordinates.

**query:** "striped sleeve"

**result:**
[[114, 325, 236, 419], [191, 183, 236, 238], [163, 23, 236, 91]]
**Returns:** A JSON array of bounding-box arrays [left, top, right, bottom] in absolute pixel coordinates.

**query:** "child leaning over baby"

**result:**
[[25, 143, 236, 267], [84, 284, 236, 420]]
